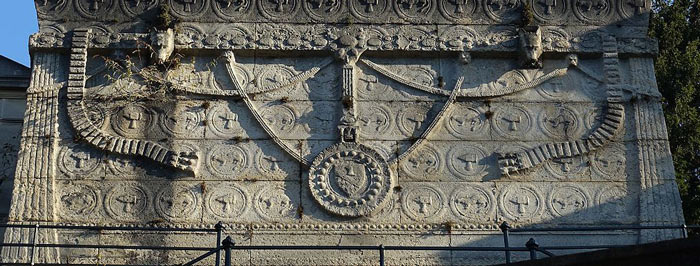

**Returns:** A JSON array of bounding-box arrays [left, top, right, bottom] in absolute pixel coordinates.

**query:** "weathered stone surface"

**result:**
[[0, 0, 686, 264]]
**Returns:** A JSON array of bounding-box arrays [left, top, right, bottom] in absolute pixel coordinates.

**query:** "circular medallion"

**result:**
[[394, 0, 435, 21], [498, 184, 543, 221], [160, 105, 204, 137], [111, 104, 154, 137], [449, 184, 495, 222], [573, 0, 613, 24], [259, 103, 299, 137], [439, 0, 478, 22], [402, 185, 445, 221], [596, 185, 629, 221], [108, 155, 143, 176], [75, 0, 115, 19], [349, 0, 389, 21], [257, 0, 300, 20], [155, 184, 199, 222], [206, 183, 248, 220], [59, 146, 102, 178], [254, 65, 306, 96], [544, 156, 588, 179], [213, 0, 253, 20], [105, 184, 149, 222], [446, 144, 488, 180], [255, 184, 297, 221], [255, 151, 288, 178], [207, 144, 249, 178], [530, 0, 568, 22], [592, 145, 626, 179], [536, 75, 568, 100], [400, 144, 443, 179], [308, 143, 394, 217], [445, 105, 488, 139], [84, 102, 108, 130], [397, 104, 430, 137], [483, 0, 521, 23], [493, 104, 533, 139], [617, 0, 647, 20], [584, 105, 604, 130], [357, 72, 389, 99], [207, 104, 245, 138], [120, 0, 160, 17], [210, 60, 252, 91], [36, 0, 69, 18], [168, 0, 209, 18], [59, 184, 99, 220], [358, 104, 394, 139], [303, 0, 345, 21], [547, 185, 589, 218], [539, 106, 581, 139]]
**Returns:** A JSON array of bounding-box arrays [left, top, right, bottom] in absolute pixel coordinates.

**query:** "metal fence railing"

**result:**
[[0, 222, 696, 266]]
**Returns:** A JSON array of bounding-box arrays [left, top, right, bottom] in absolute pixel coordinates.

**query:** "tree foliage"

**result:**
[[649, 0, 700, 225]]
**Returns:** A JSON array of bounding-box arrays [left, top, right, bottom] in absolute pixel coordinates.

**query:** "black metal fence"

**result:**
[[0, 222, 696, 266]]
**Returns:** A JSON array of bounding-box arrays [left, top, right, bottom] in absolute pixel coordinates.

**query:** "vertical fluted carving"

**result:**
[[629, 58, 686, 242], [1, 52, 62, 263]]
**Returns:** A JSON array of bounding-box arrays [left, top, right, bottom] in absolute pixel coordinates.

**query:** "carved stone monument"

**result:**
[[1, 0, 685, 264]]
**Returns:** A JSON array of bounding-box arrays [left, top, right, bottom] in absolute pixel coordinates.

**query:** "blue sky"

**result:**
[[0, 2, 38, 67]]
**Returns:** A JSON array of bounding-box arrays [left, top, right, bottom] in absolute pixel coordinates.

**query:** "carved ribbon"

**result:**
[[222, 51, 311, 167], [390, 77, 464, 164], [173, 58, 334, 97], [361, 58, 570, 99]]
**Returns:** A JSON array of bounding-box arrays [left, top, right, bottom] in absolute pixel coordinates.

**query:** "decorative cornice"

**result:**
[[30, 24, 659, 55]]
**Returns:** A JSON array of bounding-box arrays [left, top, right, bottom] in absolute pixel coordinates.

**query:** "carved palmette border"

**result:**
[[36, 0, 651, 26]]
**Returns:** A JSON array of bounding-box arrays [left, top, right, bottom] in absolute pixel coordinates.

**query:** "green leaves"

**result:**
[[651, 0, 700, 226]]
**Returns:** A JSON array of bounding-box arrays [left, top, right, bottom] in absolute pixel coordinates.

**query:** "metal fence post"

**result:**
[[222, 236, 234, 266], [215, 222, 223, 266], [500, 222, 511, 264], [379, 244, 385, 266], [30, 224, 39, 266], [682, 224, 688, 238], [525, 238, 538, 261]]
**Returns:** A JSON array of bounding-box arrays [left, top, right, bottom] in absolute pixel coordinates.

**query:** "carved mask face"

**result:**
[[151, 28, 175, 65], [519, 27, 543, 68]]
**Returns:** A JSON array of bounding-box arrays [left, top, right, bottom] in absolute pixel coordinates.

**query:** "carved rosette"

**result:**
[[308, 143, 394, 217]]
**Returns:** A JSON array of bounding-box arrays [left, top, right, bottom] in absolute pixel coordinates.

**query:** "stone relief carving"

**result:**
[[3, 3, 685, 264], [308, 143, 394, 217], [449, 184, 496, 223], [402, 184, 446, 221], [104, 184, 150, 222], [498, 184, 544, 222], [60, 24, 631, 219]]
